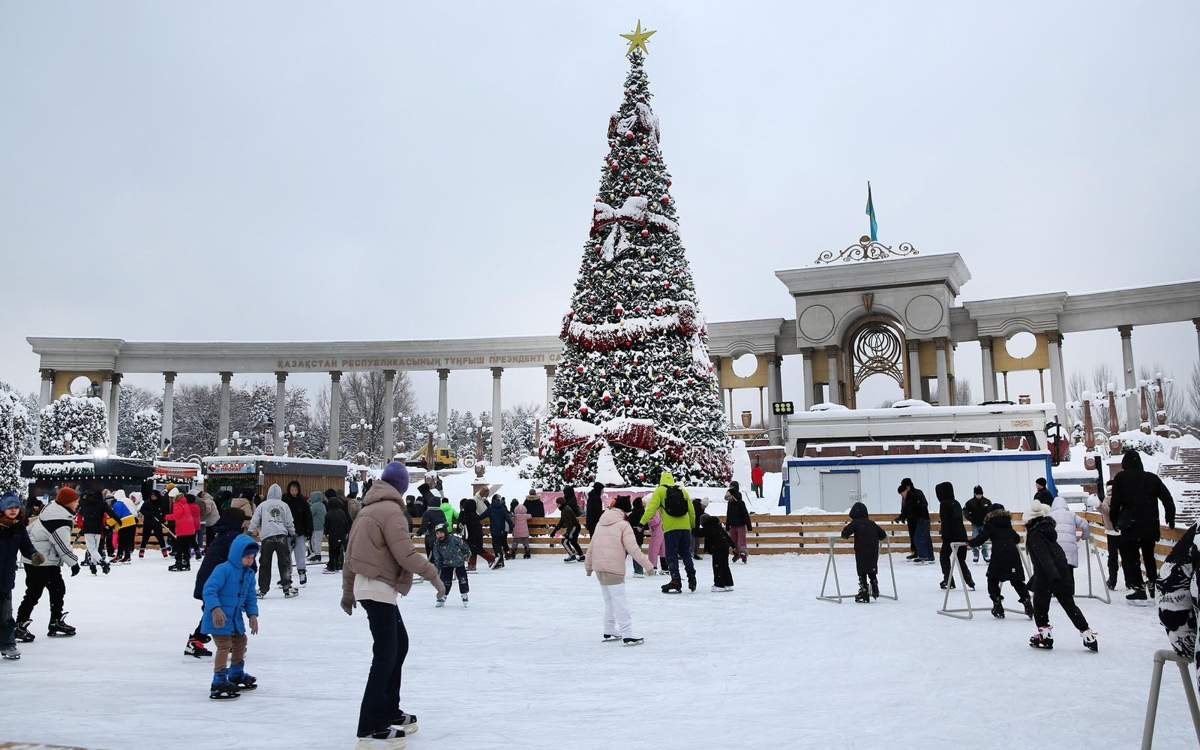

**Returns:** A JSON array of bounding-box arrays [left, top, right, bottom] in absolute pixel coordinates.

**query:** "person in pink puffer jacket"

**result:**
[[512, 501, 531, 559], [584, 496, 656, 646], [647, 513, 665, 570]]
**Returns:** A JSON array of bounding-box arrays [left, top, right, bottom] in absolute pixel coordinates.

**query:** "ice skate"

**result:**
[[257, 588, 268, 600], [228, 665, 257, 690], [47, 613, 76, 637], [686, 572, 697, 593], [1029, 627, 1054, 650], [939, 578, 956, 590], [633, 571, 645, 578], [101, 560, 111, 574], [622, 637, 645, 646], [1021, 598, 1034, 619], [139, 549, 145, 559], [355, 727, 406, 749], [88, 562, 98, 575], [990, 599, 1005, 619], [1, 645, 20, 660], [298, 570, 307, 586], [853, 583, 870, 604], [522, 552, 531, 560], [602, 633, 622, 642], [1125, 586, 1151, 606], [161, 549, 170, 558], [283, 586, 300, 598], [209, 670, 241, 700], [14, 620, 34, 643], [869, 575, 880, 599], [435, 597, 445, 608], [461, 594, 469, 608], [1082, 630, 1099, 653], [390, 712, 418, 736], [661, 578, 682, 594], [185, 637, 212, 658], [1105, 575, 1117, 591]]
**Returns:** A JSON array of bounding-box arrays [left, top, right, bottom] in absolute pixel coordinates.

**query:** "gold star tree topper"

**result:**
[[621, 20, 656, 55]]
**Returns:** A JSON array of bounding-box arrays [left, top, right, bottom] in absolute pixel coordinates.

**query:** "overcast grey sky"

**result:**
[[2, 1, 1198, 417]]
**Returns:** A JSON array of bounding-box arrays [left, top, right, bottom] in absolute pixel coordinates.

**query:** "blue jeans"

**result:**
[[971, 525, 990, 562], [664, 529, 695, 581], [912, 519, 934, 561]]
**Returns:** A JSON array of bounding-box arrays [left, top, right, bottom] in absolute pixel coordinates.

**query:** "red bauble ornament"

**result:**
[[576, 366, 585, 374], [639, 229, 649, 238], [580, 406, 589, 415], [667, 179, 672, 187], [640, 156, 649, 165], [614, 305, 625, 317], [654, 390, 664, 399], [660, 195, 671, 206], [622, 173, 630, 181], [585, 314, 594, 323], [653, 306, 664, 315], [602, 393, 612, 402], [623, 397, 632, 406], [624, 130, 635, 140]]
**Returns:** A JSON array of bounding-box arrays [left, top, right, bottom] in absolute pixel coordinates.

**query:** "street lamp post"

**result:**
[[279, 424, 306, 457], [350, 418, 373, 466], [222, 431, 251, 456]]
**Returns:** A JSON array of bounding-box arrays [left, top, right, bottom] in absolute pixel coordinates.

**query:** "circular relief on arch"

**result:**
[[904, 295, 944, 333], [69, 376, 93, 397], [731, 353, 759, 378], [798, 304, 835, 341], [1005, 331, 1037, 359]]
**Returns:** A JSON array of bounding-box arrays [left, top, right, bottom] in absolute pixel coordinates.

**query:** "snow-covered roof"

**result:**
[[201, 455, 351, 467]]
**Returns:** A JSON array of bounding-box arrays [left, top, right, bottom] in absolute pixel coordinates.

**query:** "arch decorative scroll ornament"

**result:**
[[850, 320, 906, 391], [814, 235, 919, 265]]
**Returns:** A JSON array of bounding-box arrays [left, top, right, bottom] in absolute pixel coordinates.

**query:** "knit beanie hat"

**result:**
[[380, 461, 410, 495], [1027, 499, 1052, 518], [612, 496, 632, 514], [55, 486, 80, 506], [0, 495, 21, 512]]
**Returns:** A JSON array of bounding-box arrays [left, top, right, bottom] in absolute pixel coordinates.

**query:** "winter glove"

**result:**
[[340, 591, 356, 616], [31, 553, 46, 566], [70, 564, 80, 577], [211, 608, 227, 629], [248, 615, 259, 635]]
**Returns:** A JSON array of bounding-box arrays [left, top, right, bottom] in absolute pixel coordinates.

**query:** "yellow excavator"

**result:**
[[404, 443, 458, 470]]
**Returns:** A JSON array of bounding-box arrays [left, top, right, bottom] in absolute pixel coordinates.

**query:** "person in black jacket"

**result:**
[[895, 479, 933, 563], [283, 481, 313, 586], [841, 501, 886, 602], [459, 500, 496, 571], [626, 496, 648, 575], [1033, 478, 1055, 508], [139, 489, 170, 558], [967, 504, 1032, 619], [484, 495, 511, 567], [549, 495, 584, 562], [691, 497, 706, 561], [935, 482, 975, 590], [963, 486, 992, 563], [725, 483, 753, 564], [585, 482, 605, 538], [184, 510, 247, 658], [78, 490, 115, 575], [323, 495, 351, 573], [701, 515, 735, 591], [1110, 449, 1176, 603], [1025, 505, 1097, 651]]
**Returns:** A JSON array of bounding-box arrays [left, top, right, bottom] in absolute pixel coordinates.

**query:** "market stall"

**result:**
[[202, 455, 349, 500], [21, 454, 155, 502], [152, 460, 202, 493]]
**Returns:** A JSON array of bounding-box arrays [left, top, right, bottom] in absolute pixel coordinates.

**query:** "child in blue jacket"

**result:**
[[201, 534, 260, 699]]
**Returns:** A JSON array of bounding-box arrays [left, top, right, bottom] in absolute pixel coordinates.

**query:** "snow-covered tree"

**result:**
[[127, 408, 162, 459], [116, 385, 161, 456], [40, 395, 108, 455], [502, 403, 542, 464], [535, 48, 731, 488], [0, 390, 32, 495]]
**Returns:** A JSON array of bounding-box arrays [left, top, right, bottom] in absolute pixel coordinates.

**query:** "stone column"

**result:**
[[1194, 318, 1200, 364], [161, 372, 176, 456], [100, 376, 112, 415], [217, 372, 232, 456], [491, 367, 503, 465], [437, 369, 450, 447], [768, 355, 783, 444], [1119, 325, 1138, 431], [38, 369, 54, 409], [824, 346, 841, 404], [801, 349, 815, 410], [980, 338, 996, 402], [328, 371, 342, 460], [1046, 333, 1069, 427], [107, 372, 122, 449], [933, 339, 950, 406], [544, 365, 557, 409], [273, 371, 288, 456], [906, 340, 922, 401], [382, 369, 396, 463]]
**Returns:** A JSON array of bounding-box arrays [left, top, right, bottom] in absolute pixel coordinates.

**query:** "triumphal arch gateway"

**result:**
[[28, 237, 1200, 464]]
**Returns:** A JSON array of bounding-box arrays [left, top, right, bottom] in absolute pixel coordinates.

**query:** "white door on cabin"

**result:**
[[820, 472, 861, 513]]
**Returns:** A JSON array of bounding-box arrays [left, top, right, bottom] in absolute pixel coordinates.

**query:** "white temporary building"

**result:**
[[781, 450, 1057, 515]]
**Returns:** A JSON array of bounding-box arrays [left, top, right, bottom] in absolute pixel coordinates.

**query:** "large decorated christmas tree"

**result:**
[[536, 23, 732, 489]]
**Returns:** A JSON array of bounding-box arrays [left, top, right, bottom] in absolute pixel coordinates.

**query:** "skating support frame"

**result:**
[[816, 534, 898, 604], [1141, 649, 1200, 749], [1079, 532, 1111, 604], [937, 542, 1022, 620]]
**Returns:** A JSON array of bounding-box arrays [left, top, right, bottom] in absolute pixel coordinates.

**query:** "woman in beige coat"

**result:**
[[584, 496, 655, 646]]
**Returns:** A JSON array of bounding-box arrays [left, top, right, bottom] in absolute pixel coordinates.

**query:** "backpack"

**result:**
[[664, 485, 689, 517]]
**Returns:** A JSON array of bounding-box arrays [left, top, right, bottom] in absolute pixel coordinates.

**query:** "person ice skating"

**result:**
[[935, 482, 975, 590], [187, 494, 203, 560], [282, 481, 314, 586], [17, 487, 80, 642], [1098, 482, 1127, 591], [438, 496, 459, 536], [895, 479, 933, 563], [691, 496, 706, 561], [201, 534, 261, 699], [166, 492, 200, 572], [549, 495, 584, 563], [2, 495, 44, 660], [1110, 449, 1176, 604], [197, 491, 220, 557], [485, 495, 512, 565], [459, 499, 496, 571], [512, 498, 532, 559], [430, 524, 470, 607], [1158, 520, 1198, 692], [248, 484, 297, 598], [701, 514, 736, 592], [585, 496, 656, 645], [340, 461, 446, 747], [640, 471, 697, 594], [324, 493, 351, 574], [346, 491, 362, 523], [1025, 500, 1098, 652], [750, 460, 765, 499], [187, 510, 250, 658], [230, 490, 256, 529], [966, 503, 1033, 619], [138, 489, 170, 558], [840, 501, 886, 603], [107, 490, 138, 564], [78, 489, 116, 574], [585, 482, 605, 537], [963, 486, 992, 563], [1050, 493, 1088, 570], [724, 482, 752, 564], [308, 491, 327, 564], [647, 511, 666, 572], [419, 499, 444, 557], [626, 496, 647, 575]]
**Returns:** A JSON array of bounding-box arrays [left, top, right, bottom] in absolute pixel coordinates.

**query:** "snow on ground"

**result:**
[[6, 549, 1195, 749]]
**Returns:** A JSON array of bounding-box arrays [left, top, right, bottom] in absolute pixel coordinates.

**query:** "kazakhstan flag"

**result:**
[[865, 182, 878, 242]]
